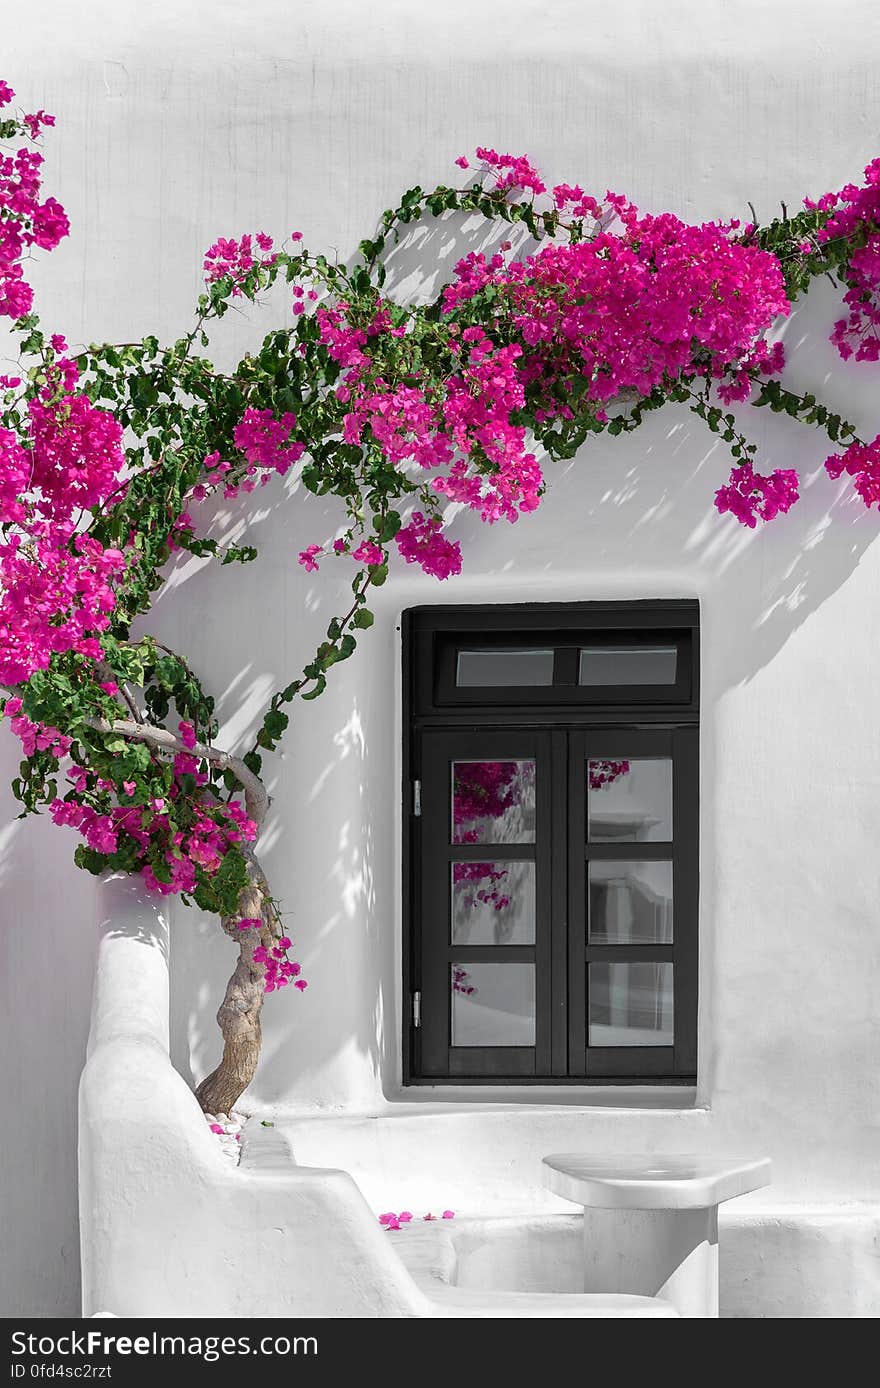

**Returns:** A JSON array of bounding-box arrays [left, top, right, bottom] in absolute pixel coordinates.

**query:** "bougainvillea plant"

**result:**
[[3, 84, 880, 1111]]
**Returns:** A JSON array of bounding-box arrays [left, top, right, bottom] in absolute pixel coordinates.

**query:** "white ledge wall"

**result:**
[[78, 877, 439, 1319], [4, 0, 880, 1316]]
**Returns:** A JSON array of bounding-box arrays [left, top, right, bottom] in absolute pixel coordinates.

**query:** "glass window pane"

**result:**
[[451, 962, 536, 1047], [589, 962, 674, 1047], [588, 758, 672, 842], [452, 759, 536, 844], [456, 648, 554, 686], [452, 861, 536, 944], [589, 861, 673, 943], [579, 645, 677, 685]]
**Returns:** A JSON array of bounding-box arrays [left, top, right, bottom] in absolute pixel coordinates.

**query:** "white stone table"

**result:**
[[542, 1154, 771, 1318]]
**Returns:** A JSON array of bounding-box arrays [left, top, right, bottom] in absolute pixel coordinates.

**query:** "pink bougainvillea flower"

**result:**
[[714, 462, 799, 528], [351, 540, 384, 566], [379, 1209, 451, 1229], [298, 544, 321, 572], [203, 233, 275, 296], [464, 146, 547, 196], [233, 407, 303, 479], [395, 512, 462, 580], [23, 110, 56, 140], [824, 435, 880, 508]]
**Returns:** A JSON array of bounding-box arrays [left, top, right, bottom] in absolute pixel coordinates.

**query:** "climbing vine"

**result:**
[[2, 84, 879, 1107]]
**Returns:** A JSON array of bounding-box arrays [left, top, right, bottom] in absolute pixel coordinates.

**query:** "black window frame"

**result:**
[[403, 600, 699, 1087]]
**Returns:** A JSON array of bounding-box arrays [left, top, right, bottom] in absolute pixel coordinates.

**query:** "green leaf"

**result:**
[[377, 511, 402, 541], [74, 845, 110, 877], [264, 710, 289, 738], [352, 608, 374, 630], [302, 675, 327, 701]]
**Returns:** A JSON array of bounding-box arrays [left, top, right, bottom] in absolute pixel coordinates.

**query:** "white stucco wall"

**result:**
[[4, 0, 880, 1315]]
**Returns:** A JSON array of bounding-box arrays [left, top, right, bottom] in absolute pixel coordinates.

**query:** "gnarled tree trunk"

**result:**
[[195, 862, 276, 1114]]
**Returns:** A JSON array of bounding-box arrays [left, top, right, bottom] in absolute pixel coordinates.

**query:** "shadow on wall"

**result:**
[[140, 209, 880, 1103]]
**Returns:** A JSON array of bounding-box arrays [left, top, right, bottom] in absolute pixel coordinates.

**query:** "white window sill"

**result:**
[[388, 1085, 702, 1112]]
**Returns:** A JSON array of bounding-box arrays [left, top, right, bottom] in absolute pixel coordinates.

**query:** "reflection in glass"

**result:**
[[456, 648, 554, 687], [589, 861, 673, 944], [452, 759, 536, 844], [452, 861, 535, 944], [451, 962, 536, 1047], [579, 645, 677, 685], [588, 758, 672, 842], [589, 962, 674, 1046]]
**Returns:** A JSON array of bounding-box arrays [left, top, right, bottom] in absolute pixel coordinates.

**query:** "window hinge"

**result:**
[[413, 779, 421, 816], [412, 990, 421, 1028]]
